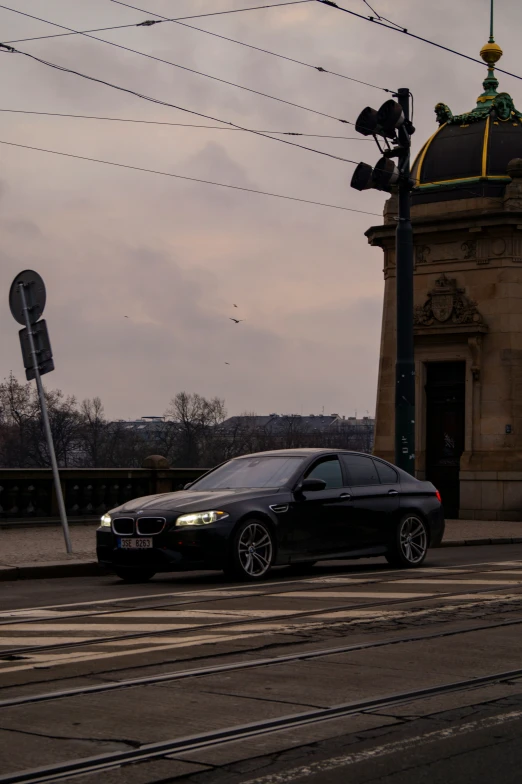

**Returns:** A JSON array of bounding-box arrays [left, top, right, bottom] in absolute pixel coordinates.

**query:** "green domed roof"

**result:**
[[412, 29, 522, 203]]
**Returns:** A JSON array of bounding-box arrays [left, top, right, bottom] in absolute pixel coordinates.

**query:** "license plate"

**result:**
[[118, 538, 153, 549]]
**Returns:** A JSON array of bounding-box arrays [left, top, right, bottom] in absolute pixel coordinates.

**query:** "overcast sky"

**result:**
[[1, 0, 520, 420]]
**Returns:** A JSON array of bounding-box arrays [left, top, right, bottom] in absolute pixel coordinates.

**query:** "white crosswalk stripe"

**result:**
[[393, 578, 522, 585], [1, 566, 522, 676], [277, 591, 433, 599]]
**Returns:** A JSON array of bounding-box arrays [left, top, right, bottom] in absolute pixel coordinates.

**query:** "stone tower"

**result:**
[[368, 26, 522, 519]]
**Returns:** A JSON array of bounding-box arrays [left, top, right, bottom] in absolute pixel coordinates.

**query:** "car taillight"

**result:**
[[435, 490, 442, 504]]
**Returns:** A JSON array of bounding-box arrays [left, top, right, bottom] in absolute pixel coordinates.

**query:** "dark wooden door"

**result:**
[[425, 362, 465, 518]]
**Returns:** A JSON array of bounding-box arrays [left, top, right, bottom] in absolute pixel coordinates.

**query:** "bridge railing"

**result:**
[[0, 463, 208, 520]]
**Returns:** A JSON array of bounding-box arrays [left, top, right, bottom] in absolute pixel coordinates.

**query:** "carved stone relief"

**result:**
[[461, 240, 477, 260], [491, 238, 507, 256], [414, 274, 486, 328]]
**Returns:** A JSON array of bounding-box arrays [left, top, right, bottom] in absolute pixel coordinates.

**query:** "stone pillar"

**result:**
[[142, 455, 171, 495]]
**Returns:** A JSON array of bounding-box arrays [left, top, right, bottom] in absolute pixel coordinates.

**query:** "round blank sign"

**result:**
[[9, 270, 46, 326]]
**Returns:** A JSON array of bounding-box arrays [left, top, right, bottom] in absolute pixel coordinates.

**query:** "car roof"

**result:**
[[233, 448, 374, 459], [230, 448, 414, 482]]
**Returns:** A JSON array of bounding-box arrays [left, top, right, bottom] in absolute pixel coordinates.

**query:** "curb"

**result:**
[[437, 537, 522, 548], [1, 537, 522, 581], [0, 561, 101, 581]]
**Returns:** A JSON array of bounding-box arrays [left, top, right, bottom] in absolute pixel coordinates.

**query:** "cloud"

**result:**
[[1, 0, 519, 420]]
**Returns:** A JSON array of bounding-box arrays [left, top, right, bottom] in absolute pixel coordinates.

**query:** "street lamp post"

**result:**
[[351, 88, 416, 475]]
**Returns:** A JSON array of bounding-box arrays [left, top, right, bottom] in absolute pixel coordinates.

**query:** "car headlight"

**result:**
[[100, 514, 112, 528], [176, 511, 229, 527]]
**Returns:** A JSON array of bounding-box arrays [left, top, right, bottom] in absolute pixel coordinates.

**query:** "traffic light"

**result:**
[[350, 158, 400, 193], [350, 96, 412, 194], [354, 99, 405, 139], [373, 157, 400, 189], [350, 162, 375, 191]]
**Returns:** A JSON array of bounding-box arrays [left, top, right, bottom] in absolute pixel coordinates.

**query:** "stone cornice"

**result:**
[[366, 209, 522, 247]]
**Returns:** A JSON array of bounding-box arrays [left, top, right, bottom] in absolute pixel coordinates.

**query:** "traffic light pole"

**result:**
[[394, 88, 415, 475]]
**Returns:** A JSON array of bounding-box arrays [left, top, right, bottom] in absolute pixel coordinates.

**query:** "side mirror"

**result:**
[[298, 478, 327, 493], [183, 483, 193, 490]]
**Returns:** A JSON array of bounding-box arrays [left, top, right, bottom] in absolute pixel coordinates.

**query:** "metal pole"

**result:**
[[394, 87, 415, 476], [18, 283, 72, 554]]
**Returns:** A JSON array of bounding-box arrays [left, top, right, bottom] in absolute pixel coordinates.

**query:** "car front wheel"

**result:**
[[224, 519, 275, 581], [386, 514, 428, 568]]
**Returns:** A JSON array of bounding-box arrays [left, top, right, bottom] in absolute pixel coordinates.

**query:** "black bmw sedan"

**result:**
[[96, 449, 445, 582]]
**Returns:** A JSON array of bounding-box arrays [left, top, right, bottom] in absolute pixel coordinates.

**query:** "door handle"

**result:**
[[339, 493, 352, 499], [388, 489, 399, 495]]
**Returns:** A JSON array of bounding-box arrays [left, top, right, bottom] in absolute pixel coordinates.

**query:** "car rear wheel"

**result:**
[[114, 567, 156, 583], [224, 519, 274, 581], [385, 514, 428, 568]]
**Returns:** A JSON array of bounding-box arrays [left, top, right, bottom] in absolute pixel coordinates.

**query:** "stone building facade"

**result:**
[[368, 34, 522, 519]]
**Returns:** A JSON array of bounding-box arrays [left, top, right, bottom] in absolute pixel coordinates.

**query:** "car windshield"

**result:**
[[190, 456, 305, 490]]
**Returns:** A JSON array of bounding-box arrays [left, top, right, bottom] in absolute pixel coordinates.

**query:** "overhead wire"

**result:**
[[0, 3, 352, 126], [0, 108, 374, 140], [1, 1, 314, 44], [316, 0, 522, 83], [108, 0, 392, 94], [4, 0, 522, 84], [359, 0, 404, 31], [0, 44, 360, 165], [0, 139, 381, 215]]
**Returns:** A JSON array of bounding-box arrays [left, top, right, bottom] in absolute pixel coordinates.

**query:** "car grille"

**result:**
[[112, 517, 134, 535], [136, 517, 166, 535]]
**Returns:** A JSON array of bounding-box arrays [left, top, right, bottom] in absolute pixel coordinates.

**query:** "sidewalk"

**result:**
[[1, 520, 522, 581]]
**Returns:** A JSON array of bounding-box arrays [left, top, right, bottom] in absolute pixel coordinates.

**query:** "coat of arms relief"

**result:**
[[414, 274, 485, 327]]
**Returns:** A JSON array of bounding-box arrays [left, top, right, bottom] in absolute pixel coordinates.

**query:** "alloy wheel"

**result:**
[[399, 516, 428, 564], [237, 522, 273, 577]]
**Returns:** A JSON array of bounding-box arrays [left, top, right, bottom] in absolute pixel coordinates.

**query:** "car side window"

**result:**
[[340, 454, 380, 486], [305, 458, 343, 489], [374, 460, 398, 485]]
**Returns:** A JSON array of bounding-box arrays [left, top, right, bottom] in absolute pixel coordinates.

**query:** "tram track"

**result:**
[[1, 579, 521, 659], [2, 664, 522, 784], [1, 613, 522, 710], [0, 559, 518, 628]]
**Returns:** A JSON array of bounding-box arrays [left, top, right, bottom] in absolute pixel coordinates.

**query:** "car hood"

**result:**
[[114, 487, 281, 514]]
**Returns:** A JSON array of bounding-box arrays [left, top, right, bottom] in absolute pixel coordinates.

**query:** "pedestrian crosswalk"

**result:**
[[1, 561, 521, 675]]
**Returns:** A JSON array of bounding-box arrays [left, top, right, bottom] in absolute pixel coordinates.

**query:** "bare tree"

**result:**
[[165, 392, 226, 467], [0, 376, 374, 469], [276, 415, 308, 449], [26, 388, 81, 467], [79, 397, 108, 467], [0, 373, 38, 466]]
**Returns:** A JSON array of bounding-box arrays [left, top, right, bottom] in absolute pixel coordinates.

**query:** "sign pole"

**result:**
[[18, 283, 72, 554]]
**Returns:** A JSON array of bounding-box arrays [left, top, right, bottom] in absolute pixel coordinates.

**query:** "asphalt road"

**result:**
[[0, 544, 522, 783]]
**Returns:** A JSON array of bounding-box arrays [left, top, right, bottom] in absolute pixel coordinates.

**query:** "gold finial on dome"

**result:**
[[478, 0, 502, 99], [480, 0, 502, 64], [480, 40, 503, 66]]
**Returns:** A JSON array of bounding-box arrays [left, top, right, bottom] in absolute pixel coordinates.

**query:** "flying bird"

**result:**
[[225, 362, 230, 365], [124, 315, 129, 318], [229, 318, 244, 324], [233, 304, 238, 308]]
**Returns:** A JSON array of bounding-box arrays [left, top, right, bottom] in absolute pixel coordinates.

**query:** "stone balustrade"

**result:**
[[0, 457, 207, 520]]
